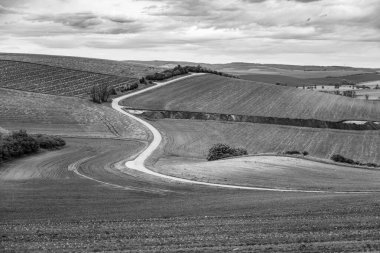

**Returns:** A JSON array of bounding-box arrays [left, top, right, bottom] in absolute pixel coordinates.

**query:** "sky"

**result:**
[[0, 0, 379, 67]]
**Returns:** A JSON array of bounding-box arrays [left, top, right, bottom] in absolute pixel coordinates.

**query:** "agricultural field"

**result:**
[[122, 74, 380, 121], [151, 119, 380, 164], [240, 73, 380, 87], [131, 60, 377, 78], [155, 155, 380, 192], [1, 138, 380, 251], [0, 53, 161, 78], [1, 55, 380, 252], [0, 88, 148, 139], [0, 60, 137, 97]]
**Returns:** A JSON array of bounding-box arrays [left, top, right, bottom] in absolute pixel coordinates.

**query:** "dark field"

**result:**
[[1, 137, 380, 252], [1, 177, 380, 252]]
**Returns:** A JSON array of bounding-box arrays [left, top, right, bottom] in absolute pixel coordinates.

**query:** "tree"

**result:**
[[90, 83, 112, 104]]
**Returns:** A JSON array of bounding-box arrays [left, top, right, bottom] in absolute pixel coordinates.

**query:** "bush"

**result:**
[[33, 134, 66, 150], [331, 154, 355, 164], [207, 143, 248, 161], [0, 130, 66, 163], [302, 151, 309, 156], [331, 154, 378, 167], [284, 150, 301, 155]]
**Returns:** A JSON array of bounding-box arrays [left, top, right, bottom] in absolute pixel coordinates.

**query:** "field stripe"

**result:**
[[109, 74, 380, 194], [68, 156, 170, 194]]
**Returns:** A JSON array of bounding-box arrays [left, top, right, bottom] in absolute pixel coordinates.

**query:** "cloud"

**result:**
[[0, 0, 379, 67], [25, 12, 145, 34], [0, 4, 19, 14]]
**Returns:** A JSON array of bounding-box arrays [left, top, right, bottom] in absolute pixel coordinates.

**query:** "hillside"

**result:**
[[152, 119, 380, 164], [0, 88, 148, 139], [121, 74, 380, 121], [0, 60, 138, 97], [0, 53, 161, 77], [240, 73, 380, 87], [128, 60, 376, 78]]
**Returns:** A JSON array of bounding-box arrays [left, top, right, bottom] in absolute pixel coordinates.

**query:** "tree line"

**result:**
[[145, 65, 239, 81]]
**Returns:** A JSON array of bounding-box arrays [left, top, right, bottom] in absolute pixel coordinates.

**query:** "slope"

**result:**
[[0, 88, 148, 139], [0, 53, 160, 77], [122, 74, 380, 121], [0, 60, 137, 97], [152, 119, 380, 165]]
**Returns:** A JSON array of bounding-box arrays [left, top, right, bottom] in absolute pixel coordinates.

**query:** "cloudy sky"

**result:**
[[0, 0, 379, 67]]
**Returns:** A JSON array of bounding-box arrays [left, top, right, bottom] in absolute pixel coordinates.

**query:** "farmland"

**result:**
[[240, 73, 380, 87], [155, 155, 380, 192], [0, 60, 138, 97], [151, 119, 380, 164], [1, 139, 380, 251], [0, 53, 160, 77], [1, 55, 380, 252], [122, 74, 380, 121], [0, 88, 148, 139]]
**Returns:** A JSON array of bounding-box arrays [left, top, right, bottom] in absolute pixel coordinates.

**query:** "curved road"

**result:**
[[110, 74, 375, 194]]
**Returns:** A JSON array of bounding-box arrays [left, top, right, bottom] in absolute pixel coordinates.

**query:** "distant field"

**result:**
[[130, 60, 376, 78], [240, 73, 380, 87], [0, 53, 160, 78], [122, 74, 380, 121], [151, 119, 380, 164], [0, 88, 148, 139], [0, 60, 138, 97]]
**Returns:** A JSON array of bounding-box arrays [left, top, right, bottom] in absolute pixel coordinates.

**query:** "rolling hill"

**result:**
[[0, 53, 160, 77], [0, 88, 148, 139], [239, 73, 380, 87], [151, 119, 380, 165], [121, 74, 380, 121], [0, 59, 137, 97]]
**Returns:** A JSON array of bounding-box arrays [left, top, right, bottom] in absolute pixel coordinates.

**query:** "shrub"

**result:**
[[331, 154, 378, 167], [33, 134, 66, 150], [207, 143, 248, 161], [331, 154, 355, 164], [302, 151, 309, 156], [284, 150, 301, 155], [0, 130, 66, 163]]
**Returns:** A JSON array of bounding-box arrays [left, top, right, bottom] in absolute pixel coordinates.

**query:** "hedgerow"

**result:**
[[0, 130, 65, 163], [331, 154, 379, 167], [145, 65, 239, 81]]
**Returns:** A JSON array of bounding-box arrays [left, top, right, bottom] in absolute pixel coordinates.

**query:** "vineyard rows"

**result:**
[[0, 60, 137, 97]]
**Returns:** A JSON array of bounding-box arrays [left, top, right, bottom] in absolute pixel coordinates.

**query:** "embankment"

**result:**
[[128, 109, 380, 131]]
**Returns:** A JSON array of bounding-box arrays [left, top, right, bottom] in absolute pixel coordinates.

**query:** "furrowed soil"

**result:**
[[122, 74, 380, 121], [0, 53, 161, 78], [1, 177, 380, 251]]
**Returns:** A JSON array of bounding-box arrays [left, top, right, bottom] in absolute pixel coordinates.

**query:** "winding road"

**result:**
[[107, 74, 375, 194]]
